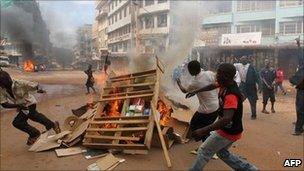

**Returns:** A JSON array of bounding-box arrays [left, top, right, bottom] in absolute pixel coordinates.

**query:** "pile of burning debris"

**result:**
[[29, 65, 192, 169]]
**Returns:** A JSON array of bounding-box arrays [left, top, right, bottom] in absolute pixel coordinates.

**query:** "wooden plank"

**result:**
[[83, 143, 147, 150], [144, 114, 155, 149], [103, 82, 155, 90], [55, 147, 84, 157], [110, 73, 156, 82], [86, 127, 148, 132], [90, 119, 149, 125], [102, 89, 153, 98], [110, 69, 156, 79], [99, 93, 154, 102], [93, 115, 149, 120], [151, 104, 172, 168], [84, 135, 140, 141]]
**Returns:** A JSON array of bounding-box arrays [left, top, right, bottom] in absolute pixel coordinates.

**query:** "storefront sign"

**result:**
[[220, 32, 262, 46]]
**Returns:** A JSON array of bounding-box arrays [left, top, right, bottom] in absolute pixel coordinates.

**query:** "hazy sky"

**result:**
[[38, 1, 95, 49]]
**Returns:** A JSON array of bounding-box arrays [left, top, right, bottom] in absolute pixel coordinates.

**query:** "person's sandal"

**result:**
[[53, 121, 61, 134]]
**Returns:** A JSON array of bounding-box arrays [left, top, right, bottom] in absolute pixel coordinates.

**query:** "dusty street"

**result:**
[[0, 69, 303, 171]]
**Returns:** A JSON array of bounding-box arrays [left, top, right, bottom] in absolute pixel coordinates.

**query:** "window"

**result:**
[[115, 14, 117, 22], [145, 16, 154, 28], [158, 0, 167, 3], [115, 0, 117, 7], [237, 0, 275, 12], [124, 8, 127, 17], [112, 2, 114, 9], [145, 0, 154, 6], [111, 16, 114, 24], [280, 0, 304, 7], [280, 21, 303, 35], [129, 5, 131, 14], [119, 11, 122, 19], [236, 22, 275, 35], [157, 13, 167, 27]]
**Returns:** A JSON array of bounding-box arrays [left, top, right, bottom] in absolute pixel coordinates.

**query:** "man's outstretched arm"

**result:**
[[185, 83, 219, 98]]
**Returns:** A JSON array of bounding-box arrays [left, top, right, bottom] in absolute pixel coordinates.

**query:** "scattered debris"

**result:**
[[29, 130, 71, 152], [87, 153, 124, 171], [55, 147, 86, 157], [84, 149, 109, 159]]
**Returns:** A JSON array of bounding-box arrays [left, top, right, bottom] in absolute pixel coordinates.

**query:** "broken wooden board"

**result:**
[[55, 147, 85, 157], [29, 131, 71, 152]]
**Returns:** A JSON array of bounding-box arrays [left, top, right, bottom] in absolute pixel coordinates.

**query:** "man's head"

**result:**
[[216, 63, 236, 87], [187, 60, 201, 76], [240, 56, 248, 65], [88, 64, 92, 69], [264, 59, 270, 68], [0, 70, 13, 89]]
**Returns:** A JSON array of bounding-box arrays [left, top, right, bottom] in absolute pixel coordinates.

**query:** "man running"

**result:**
[[186, 63, 258, 171], [0, 70, 61, 145]]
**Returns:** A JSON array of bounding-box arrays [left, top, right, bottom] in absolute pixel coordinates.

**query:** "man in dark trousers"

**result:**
[[84, 64, 96, 94], [234, 56, 259, 119], [186, 63, 258, 171], [176, 61, 219, 154], [290, 64, 304, 135], [0, 70, 61, 145], [260, 59, 276, 114]]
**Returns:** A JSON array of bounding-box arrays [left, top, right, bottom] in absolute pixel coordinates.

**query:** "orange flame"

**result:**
[[103, 100, 122, 128], [23, 60, 34, 72], [157, 100, 173, 126]]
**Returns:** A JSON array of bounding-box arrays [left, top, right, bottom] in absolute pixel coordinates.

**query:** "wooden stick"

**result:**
[[110, 73, 156, 82], [86, 127, 148, 132], [103, 82, 155, 90], [99, 93, 154, 102], [90, 119, 149, 124], [151, 104, 172, 168], [84, 135, 140, 141], [83, 143, 147, 150], [110, 69, 156, 79], [102, 89, 153, 98], [93, 115, 149, 120]]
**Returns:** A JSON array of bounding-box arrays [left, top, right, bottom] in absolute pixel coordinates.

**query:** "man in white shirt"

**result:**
[[0, 70, 61, 145], [176, 60, 219, 142], [234, 56, 259, 119]]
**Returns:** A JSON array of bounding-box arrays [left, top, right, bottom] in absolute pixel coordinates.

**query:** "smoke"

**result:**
[[160, 1, 206, 111], [0, 6, 35, 43]]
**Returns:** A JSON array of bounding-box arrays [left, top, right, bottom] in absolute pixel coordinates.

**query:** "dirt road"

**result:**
[[0, 69, 303, 170]]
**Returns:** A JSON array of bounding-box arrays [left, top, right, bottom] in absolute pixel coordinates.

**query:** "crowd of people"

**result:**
[[175, 56, 303, 170]]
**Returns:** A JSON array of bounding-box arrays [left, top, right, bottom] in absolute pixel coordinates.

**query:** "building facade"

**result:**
[[201, 0, 304, 76], [73, 24, 93, 69], [94, 0, 172, 57]]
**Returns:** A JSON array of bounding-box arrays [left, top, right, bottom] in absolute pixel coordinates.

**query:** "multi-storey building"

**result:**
[[73, 24, 93, 69], [95, 0, 109, 53], [96, 0, 172, 57], [201, 0, 303, 76]]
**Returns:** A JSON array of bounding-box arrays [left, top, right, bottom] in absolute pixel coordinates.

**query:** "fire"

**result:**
[[23, 60, 34, 72], [103, 100, 122, 128], [157, 100, 173, 126]]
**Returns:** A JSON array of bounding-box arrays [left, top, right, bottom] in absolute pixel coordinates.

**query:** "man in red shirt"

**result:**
[[275, 68, 287, 95], [186, 63, 258, 171]]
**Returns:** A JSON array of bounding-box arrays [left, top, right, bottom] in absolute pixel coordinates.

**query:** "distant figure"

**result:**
[[84, 64, 96, 94], [275, 68, 287, 95], [0, 70, 61, 145], [234, 56, 259, 120], [104, 53, 111, 75], [290, 64, 304, 135], [260, 59, 276, 114]]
